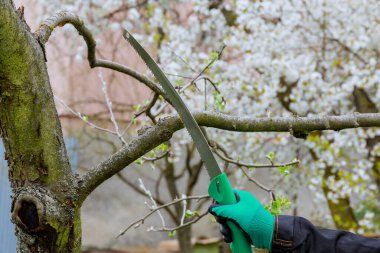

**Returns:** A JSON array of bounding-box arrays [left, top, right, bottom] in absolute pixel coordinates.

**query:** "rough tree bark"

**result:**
[[0, 1, 80, 252]]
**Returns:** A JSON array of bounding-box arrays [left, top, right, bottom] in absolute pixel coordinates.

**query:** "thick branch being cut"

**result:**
[[76, 111, 380, 204], [34, 11, 166, 98]]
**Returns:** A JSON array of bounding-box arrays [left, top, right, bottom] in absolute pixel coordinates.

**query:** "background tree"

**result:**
[[1, 0, 380, 252]]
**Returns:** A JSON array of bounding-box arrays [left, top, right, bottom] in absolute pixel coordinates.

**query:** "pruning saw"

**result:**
[[123, 30, 252, 253]]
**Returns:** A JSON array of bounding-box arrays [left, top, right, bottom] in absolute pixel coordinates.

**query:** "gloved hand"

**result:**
[[208, 189, 275, 251]]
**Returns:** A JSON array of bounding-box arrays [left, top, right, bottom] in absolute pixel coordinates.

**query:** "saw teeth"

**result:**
[[122, 29, 221, 179]]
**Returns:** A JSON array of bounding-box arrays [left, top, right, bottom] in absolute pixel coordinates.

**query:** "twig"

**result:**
[[166, 43, 198, 74], [54, 95, 117, 135], [133, 93, 159, 125], [180, 194, 187, 225], [116, 194, 210, 237], [240, 166, 276, 202], [152, 210, 209, 232], [165, 73, 195, 79], [119, 93, 159, 137], [210, 141, 277, 206], [138, 178, 166, 228], [116, 173, 163, 204], [198, 77, 226, 103], [213, 149, 300, 169], [152, 45, 226, 117], [192, 45, 226, 83], [34, 11, 167, 99], [98, 71, 127, 145]]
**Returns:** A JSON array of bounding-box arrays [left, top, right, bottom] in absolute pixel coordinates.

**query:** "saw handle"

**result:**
[[208, 173, 253, 253]]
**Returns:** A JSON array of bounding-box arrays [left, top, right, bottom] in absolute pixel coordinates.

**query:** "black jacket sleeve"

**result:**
[[271, 215, 380, 253]]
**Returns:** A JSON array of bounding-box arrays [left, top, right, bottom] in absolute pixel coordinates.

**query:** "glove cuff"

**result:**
[[248, 208, 275, 251]]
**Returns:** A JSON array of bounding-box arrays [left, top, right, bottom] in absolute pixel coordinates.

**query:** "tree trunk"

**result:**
[[0, 1, 80, 252], [163, 157, 193, 253], [308, 135, 359, 231], [322, 166, 358, 231], [352, 87, 380, 192], [177, 226, 192, 253]]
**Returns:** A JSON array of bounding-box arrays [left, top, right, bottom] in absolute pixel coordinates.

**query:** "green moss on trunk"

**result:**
[[322, 166, 359, 231], [0, 1, 81, 252]]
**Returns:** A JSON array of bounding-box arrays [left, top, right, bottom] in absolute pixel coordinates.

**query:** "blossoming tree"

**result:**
[[1, 0, 380, 252]]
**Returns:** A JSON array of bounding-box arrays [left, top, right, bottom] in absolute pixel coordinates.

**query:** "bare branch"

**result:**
[[137, 178, 166, 228], [116, 172, 178, 222], [116, 195, 210, 237], [54, 95, 117, 135], [190, 44, 226, 84], [116, 173, 165, 206], [98, 71, 127, 145], [213, 148, 300, 169], [210, 141, 276, 201], [34, 11, 166, 98], [239, 166, 276, 202], [152, 46, 226, 116], [133, 93, 159, 124], [152, 210, 209, 232], [77, 112, 380, 204]]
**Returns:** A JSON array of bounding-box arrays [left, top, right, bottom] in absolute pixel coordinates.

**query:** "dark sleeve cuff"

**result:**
[[271, 215, 319, 252], [271, 215, 380, 253], [271, 215, 295, 252]]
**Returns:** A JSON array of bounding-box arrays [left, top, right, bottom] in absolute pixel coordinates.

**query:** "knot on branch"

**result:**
[[12, 193, 45, 232], [10, 186, 76, 251], [11, 187, 67, 233], [137, 125, 153, 136], [292, 131, 309, 139], [159, 129, 173, 140]]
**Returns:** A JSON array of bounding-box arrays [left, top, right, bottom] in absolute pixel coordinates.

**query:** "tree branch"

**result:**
[[34, 11, 166, 98], [116, 195, 210, 238], [210, 141, 276, 202], [76, 112, 380, 204], [213, 148, 300, 169]]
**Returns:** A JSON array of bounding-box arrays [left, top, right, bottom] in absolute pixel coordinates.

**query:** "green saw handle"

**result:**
[[208, 173, 253, 253]]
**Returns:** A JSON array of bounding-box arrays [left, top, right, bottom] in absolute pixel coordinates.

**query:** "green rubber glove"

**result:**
[[209, 189, 275, 251]]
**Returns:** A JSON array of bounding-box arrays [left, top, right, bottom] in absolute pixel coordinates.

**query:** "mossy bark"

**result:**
[[0, 1, 81, 252], [308, 134, 359, 231], [322, 166, 358, 231]]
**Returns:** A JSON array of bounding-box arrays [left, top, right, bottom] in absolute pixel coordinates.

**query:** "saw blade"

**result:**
[[123, 30, 221, 179]]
